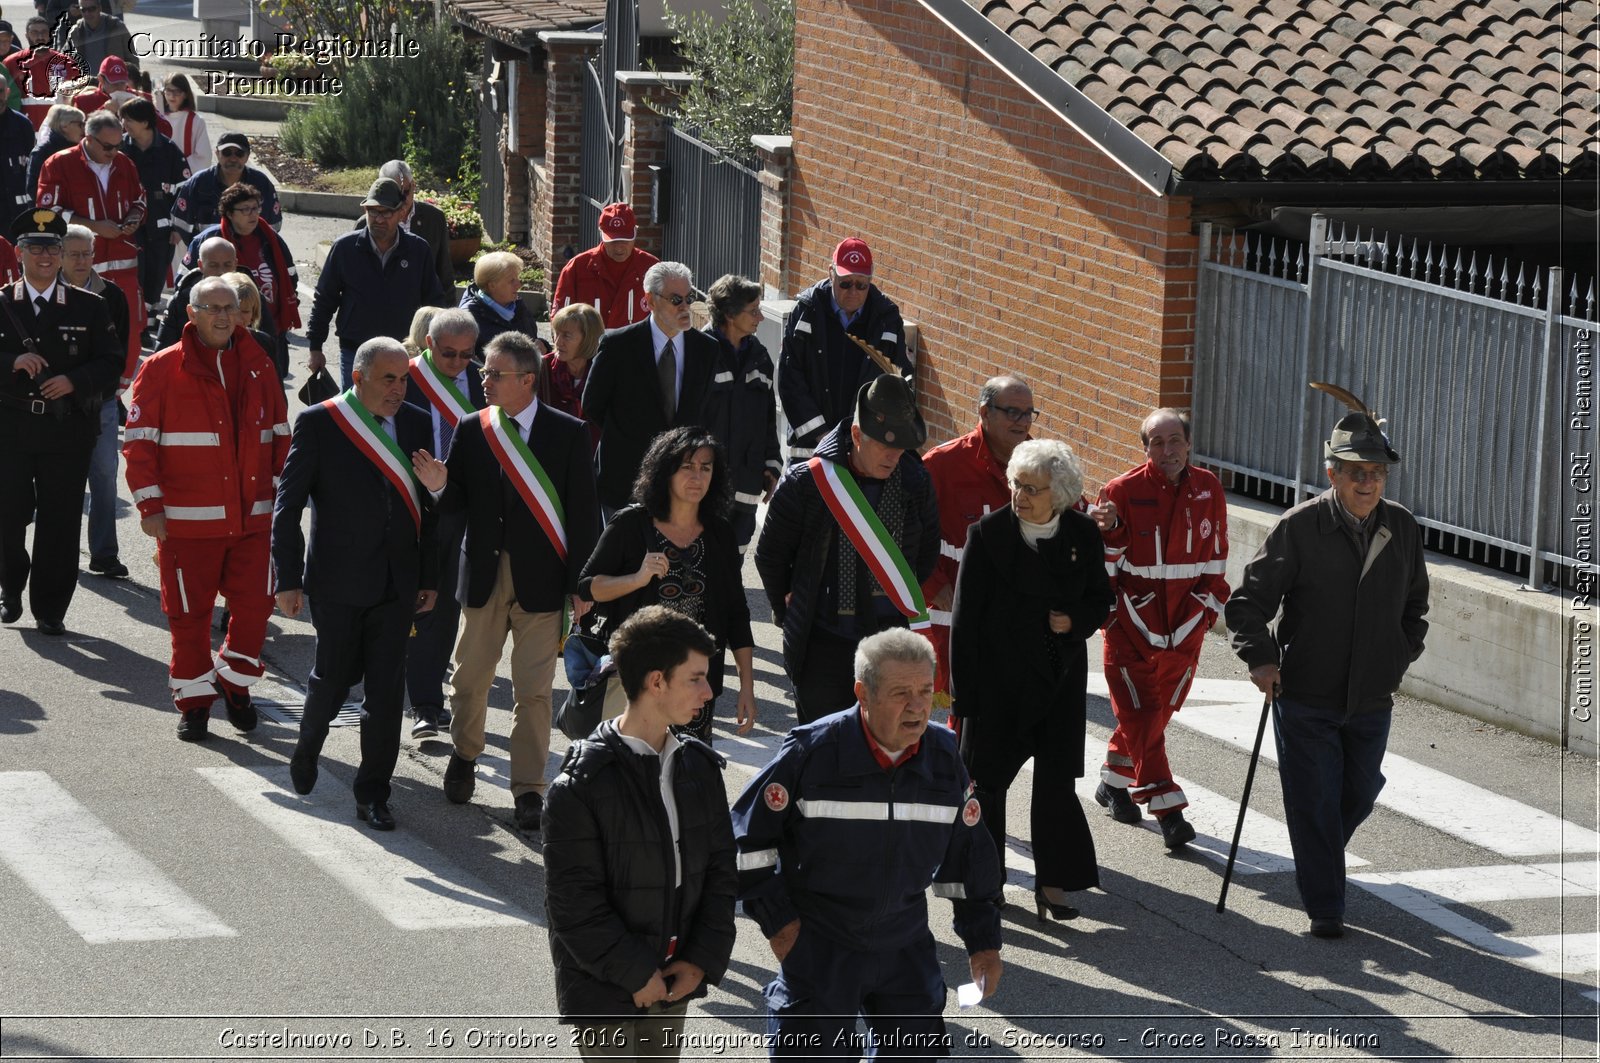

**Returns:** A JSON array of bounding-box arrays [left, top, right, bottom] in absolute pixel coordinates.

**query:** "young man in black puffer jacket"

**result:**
[[541, 606, 737, 1059]]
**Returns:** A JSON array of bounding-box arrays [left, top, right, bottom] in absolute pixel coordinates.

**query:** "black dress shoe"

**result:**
[[0, 599, 19, 624], [1309, 917, 1345, 939], [176, 708, 211, 742], [514, 790, 544, 832], [288, 755, 317, 795], [1095, 781, 1143, 824], [221, 686, 258, 732], [89, 557, 130, 579], [410, 707, 441, 740], [443, 753, 476, 804], [35, 619, 66, 636], [356, 800, 395, 831], [1159, 810, 1197, 850]]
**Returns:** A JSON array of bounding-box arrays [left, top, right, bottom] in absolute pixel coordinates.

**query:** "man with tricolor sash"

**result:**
[[401, 306, 483, 740], [418, 330, 600, 832], [755, 375, 939, 723], [271, 337, 442, 831]]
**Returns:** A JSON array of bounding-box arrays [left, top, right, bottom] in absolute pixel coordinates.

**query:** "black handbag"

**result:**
[[297, 366, 339, 405], [555, 625, 614, 741]]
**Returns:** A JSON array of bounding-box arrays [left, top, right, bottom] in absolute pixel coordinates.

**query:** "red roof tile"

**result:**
[[447, 0, 605, 47], [969, 0, 1595, 182]]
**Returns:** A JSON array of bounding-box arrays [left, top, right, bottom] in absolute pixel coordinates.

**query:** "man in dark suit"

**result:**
[[354, 159, 454, 308], [272, 336, 442, 831], [582, 260, 718, 515], [416, 329, 600, 831], [0, 207, 121, 634], [401, 306, 482, 739]]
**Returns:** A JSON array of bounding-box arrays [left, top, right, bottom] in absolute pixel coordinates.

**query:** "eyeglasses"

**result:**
[[1009, 480, 1049, 497], [20, 244, 60, 255], [653, 292, 689, 307], [834, 278, 870, 292], [190, 303, 238, 315], [218, 148, 246, 159], [92, 138, 121, 151], [1340, 465, 1390, 484], [989, 403, 1042, 423], [228, 204, 261, 216], [479, 368, 528, 381], [433, 347, 474, 361]]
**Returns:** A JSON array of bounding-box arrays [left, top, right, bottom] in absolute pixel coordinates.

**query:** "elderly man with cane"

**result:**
[[1223, 383, 1429, 938]]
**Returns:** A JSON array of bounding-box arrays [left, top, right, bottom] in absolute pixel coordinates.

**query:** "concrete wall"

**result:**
[[1225, 495, 1596, 759]]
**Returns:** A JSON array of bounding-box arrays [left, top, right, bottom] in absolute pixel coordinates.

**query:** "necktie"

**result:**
[[657, 340, 676, 422], [34, 295, 47, 317], [439, 411, 455, 460]]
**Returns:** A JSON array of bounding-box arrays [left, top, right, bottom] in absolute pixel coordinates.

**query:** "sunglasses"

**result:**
[[218, 148, 246, 158], [653, 293, 689, 307], [479, 368, 529, 381], [834, 278, 870, 292]]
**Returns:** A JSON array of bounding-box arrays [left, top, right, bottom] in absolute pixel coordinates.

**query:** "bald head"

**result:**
[[198, 237, 237, 277]]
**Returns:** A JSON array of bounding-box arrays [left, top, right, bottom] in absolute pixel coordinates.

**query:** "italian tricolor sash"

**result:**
[[323, 391, 422, 532], [410, 350, 474, 425], [808, 456, 931, 630], [480, 407, 567, 562]]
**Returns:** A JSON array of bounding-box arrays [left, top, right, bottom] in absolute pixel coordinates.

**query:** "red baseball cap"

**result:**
[[598, 202, 637, 242], [832, 237, 873, 277], [99, 56, 129, 84]]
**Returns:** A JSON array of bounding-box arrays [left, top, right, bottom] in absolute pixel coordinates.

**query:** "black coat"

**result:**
[[0, 279, 122, 452], [582, 320, 718, 511], [754, 421, 938, 677], [85, 272, 128, 354], [355, 197, 453, 307], [437, 401, 599, 613], [271, 401, 438, 607], [775, 278, 909, 451], [542, 723, 737, 1021], [704, 326, 781, 501], [576, 503, 753, 696], [949, 507, 1113, 787], [0, 107, 34, 212], [403, 367, 486, 456]]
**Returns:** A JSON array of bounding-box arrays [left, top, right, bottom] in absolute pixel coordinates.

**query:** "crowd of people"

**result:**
[[0, 41, 1433, 1050]]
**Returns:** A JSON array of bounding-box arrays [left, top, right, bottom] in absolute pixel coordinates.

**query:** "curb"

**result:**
[[276, 189, 363, 218], [197, 94, 312, 121]]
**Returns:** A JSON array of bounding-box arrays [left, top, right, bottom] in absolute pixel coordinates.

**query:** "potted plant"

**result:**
[[427, 192, 485, 263]]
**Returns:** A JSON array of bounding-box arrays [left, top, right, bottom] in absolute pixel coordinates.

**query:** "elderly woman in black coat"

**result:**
[[950, 438, 1113, 922]]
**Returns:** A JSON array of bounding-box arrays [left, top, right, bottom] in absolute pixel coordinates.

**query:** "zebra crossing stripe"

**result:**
[[1095, 675, 1600, 858], [196, 766, 531, 930], [0, 771, 236, 943], [1351, 861, 1598, 903]]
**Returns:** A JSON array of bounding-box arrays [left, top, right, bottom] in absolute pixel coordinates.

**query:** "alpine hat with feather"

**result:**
[[1312, 382, 1399, 465]]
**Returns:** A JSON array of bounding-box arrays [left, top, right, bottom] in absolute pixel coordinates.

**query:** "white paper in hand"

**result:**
[[956, 979, 985, 1008]]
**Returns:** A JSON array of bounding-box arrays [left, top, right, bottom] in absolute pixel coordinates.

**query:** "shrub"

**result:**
[[280, 19, 477, 174], [661, 0, 792, 159], [425, 192, 483, 241]]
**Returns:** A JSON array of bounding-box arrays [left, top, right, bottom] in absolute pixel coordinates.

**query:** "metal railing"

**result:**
[[1192, 215, 1599, 575], [660, 121, 761, 287], [578, 58, 615, 243]]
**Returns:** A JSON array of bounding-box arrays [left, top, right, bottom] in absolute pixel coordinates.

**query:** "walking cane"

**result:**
[[1216, 692, 1275, 913]]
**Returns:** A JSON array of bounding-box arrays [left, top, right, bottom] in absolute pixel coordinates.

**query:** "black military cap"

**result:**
[[11, 207, 65, 246]]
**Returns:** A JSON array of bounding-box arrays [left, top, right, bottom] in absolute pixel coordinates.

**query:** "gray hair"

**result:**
[[485, 330, 541, 374], [642, 260, 693, 296], [63, 223, 94, 247], [188, 276, 237, 310], [705, 273, 760, 329], [854, 627, 935, 693], [978, 375, 1030, 409], [377, 159, 413, 184], [352, 336, 407, 377], [85, 111, 121, 138], [1007, 439, 1083, 515], [1139, 407, 1191, 446], [427, 306, 479, 344], [44, 104, 85, 137]]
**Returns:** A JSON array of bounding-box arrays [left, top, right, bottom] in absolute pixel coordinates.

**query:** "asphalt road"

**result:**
[[2, 5, 1599, 1062]]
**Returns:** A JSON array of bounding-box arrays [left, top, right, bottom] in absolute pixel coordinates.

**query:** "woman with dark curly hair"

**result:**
[[578, 426, 757, 741]]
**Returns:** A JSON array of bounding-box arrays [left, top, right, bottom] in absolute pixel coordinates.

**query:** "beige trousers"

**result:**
[[448, 553, 561, 797]]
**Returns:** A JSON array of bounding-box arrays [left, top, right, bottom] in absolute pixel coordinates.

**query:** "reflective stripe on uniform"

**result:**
[[792, 415, 826, 438], [895, 801, 960, 825], [737, 849, 779, 871], [249, 499, 273, 516], [158, 432, 220, 447], [931, 882, 967, 899], [164, 505, 226, 520], [131, 485, 163, 502], [734, 491, 763, 506], [1114, 558, 1227, 580], [796, 798, 889, 821], [124, 427, 160, 442]]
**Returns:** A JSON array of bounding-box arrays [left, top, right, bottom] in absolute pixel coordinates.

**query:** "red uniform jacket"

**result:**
[[6, 47, 79, 127], [122, 325, 289, 540], [1099, 461, 1230, 662], [552, 244, 659, 329]]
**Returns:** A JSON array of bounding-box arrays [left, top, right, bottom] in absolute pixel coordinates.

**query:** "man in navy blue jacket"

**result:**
[[272, 336, 442, 830], [168, 132, 280, 243], [732, 628, 1003, 1061], [305, 177, 447, 389]]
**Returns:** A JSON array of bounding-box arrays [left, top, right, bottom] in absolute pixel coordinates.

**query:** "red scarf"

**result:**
[[219, 215, 300, 330]]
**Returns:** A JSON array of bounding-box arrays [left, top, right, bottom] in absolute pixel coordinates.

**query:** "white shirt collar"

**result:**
[[24, 278, 56, 304], [511, 396, 539, 434]]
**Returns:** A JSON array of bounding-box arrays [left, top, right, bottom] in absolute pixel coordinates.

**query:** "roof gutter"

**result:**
[[915, 0, 1173, 197], [1173, 179, 1592, 208]]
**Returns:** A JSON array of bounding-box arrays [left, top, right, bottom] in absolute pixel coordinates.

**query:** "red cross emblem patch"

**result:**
[[962, 797, 981, 827], [763, 783, 789, 812]]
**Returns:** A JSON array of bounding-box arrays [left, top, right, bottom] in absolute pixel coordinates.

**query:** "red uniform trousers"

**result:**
[[102, 267, 145, 386], [1100, 640, 1197, 816], [157, 530, 272, 710]]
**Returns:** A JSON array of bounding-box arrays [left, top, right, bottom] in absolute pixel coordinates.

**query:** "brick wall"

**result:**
[[786, 0, 1198, 488], [502, 49, 547, 245], [535, 33, 602, 290]]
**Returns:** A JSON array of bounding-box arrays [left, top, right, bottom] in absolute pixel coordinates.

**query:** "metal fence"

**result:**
[[1192, 216, 1599, 575], [578, 58, 615, 244], [660, 121, 762, 287]]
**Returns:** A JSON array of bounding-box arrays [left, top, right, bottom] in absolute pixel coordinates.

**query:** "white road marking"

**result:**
[[1351, 862, 1598, 903], [197, 766, 531, 930], [1086, 674, 1600, 858], [0, 772, 236, 944]]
